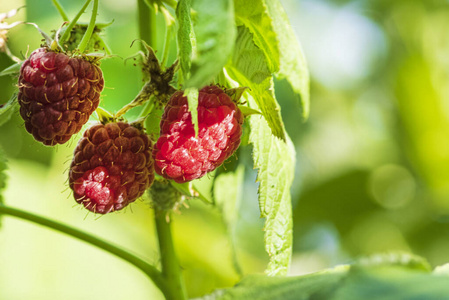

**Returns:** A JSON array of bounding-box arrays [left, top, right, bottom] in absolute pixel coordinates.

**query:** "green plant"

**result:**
[[1, 0, 449, 299]]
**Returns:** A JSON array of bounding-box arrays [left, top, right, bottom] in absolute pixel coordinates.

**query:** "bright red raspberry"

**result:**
[[69, 122, 154, 214], [153, 85, 243, 183], [18, 48, 104, 146]]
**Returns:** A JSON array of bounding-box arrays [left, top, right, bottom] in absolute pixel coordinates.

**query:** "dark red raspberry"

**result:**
[[153, 85, 243, 183], [18, 48, 104, 146], [69, 122, 154, 214]]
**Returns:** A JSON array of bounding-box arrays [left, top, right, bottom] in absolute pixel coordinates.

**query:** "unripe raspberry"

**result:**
[[153, 85, 244, 183], [69, 122, 154, 214], [18, 48, 104, 145]]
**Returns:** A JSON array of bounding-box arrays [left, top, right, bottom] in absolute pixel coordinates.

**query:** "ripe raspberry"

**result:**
[[69, 122, 154, 214], [18, 48, 104, 146], [153, 85, 243, 183]]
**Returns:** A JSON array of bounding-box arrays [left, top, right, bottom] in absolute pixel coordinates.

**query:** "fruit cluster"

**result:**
[[14, 24, 243, 215]]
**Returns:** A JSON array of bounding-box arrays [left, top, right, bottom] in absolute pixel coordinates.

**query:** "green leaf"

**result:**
[[0, 93, 18, 127], [199, 254, 449, 300], [213, 164, 245, 275], [201, 267, 348, 300], [176, 0, 194, 85], [246, 91, 295, 276], [238, 105, 261, 117], [226, 25, 285, 140], [265, 0, 310, 119], [185, 87, 199, 135], [184, 0, 236, 88], [330, 265, 449, 300], [0, 62, 22, 77], [233, 0, 280, 73]]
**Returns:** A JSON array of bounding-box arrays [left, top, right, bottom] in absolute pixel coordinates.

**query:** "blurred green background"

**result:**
[[1, 0, 449, 299]]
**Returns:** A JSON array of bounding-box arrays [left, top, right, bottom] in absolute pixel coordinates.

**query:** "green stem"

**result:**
[[160, 8, 174, 69], [155, 212, 188, 300], [51, 0, 70, 21], [0, 204, 168, 295], [138, 0, 157, 49], [59, 0, 93, 45], [77, 0, 98, 53]]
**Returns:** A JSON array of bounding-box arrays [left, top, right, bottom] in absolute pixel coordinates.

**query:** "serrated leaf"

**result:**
[[265, 0, 310, 119], [330, 265, 449, 300], [238, 105, 261, 117], [234, 0, 280, 73], [226, 25, 285, 140], [246, 90, 295, 276], [184, 0, 236, 88], [0, 62, 22, 77], [0, 93, 18, 127], [184, 87, 199, 135], [199, 254, 449, 300], [199, 267, 348, 300], [176, 0, 194, 84], [356, 252, 431, 272], [213, 164, 245, 275]]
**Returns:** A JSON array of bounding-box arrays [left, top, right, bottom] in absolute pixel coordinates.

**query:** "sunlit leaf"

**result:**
[[176, 0, 194, 84], [264, 0, 310, 119], [185, 0, 236, 88], [185, 87, 199, 135], [200, 254, 449, 300], [234, 0, 280, 73], [246, 91, 295, 276], [227, 25, 285, 140]]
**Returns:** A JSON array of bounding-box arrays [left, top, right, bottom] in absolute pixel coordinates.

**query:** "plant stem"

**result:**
[[0, 204, 168, 295], [60, 0, 93, 46], [77, 0, 98, 53], [138, 0, 156, 50], [155, 211, 188, 300], [51, 0, 70, 21]]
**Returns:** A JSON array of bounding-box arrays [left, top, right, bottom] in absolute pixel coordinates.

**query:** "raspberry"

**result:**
[[69, 122, 154, 214], [18, 48, 104, 146], [153, 85, 243, 183]]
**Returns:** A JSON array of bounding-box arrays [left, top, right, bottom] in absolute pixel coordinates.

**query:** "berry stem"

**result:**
[[51, 0, 70, 22], [138, 0, 157, 50], [0, 204, 169, 294], [160, 6, 175, 69], [77, 0, 98, 53], [59, 0, 93, 46], [155, 211, 188, 300]]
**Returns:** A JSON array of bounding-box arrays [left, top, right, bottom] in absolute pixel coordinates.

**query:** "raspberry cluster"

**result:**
[[69, 122, 154, 214], [18, 48, 104, 145], [153, 85, 243, 183]]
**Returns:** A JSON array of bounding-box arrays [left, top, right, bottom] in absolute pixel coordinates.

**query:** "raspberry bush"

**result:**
[[2, 0, 448, 300]]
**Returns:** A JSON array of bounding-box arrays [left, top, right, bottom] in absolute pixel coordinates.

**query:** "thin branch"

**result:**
[[0, 204, 168, 294]]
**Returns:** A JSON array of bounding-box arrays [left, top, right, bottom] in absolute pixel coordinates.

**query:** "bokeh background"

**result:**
[[1, 0, 449, 299]]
